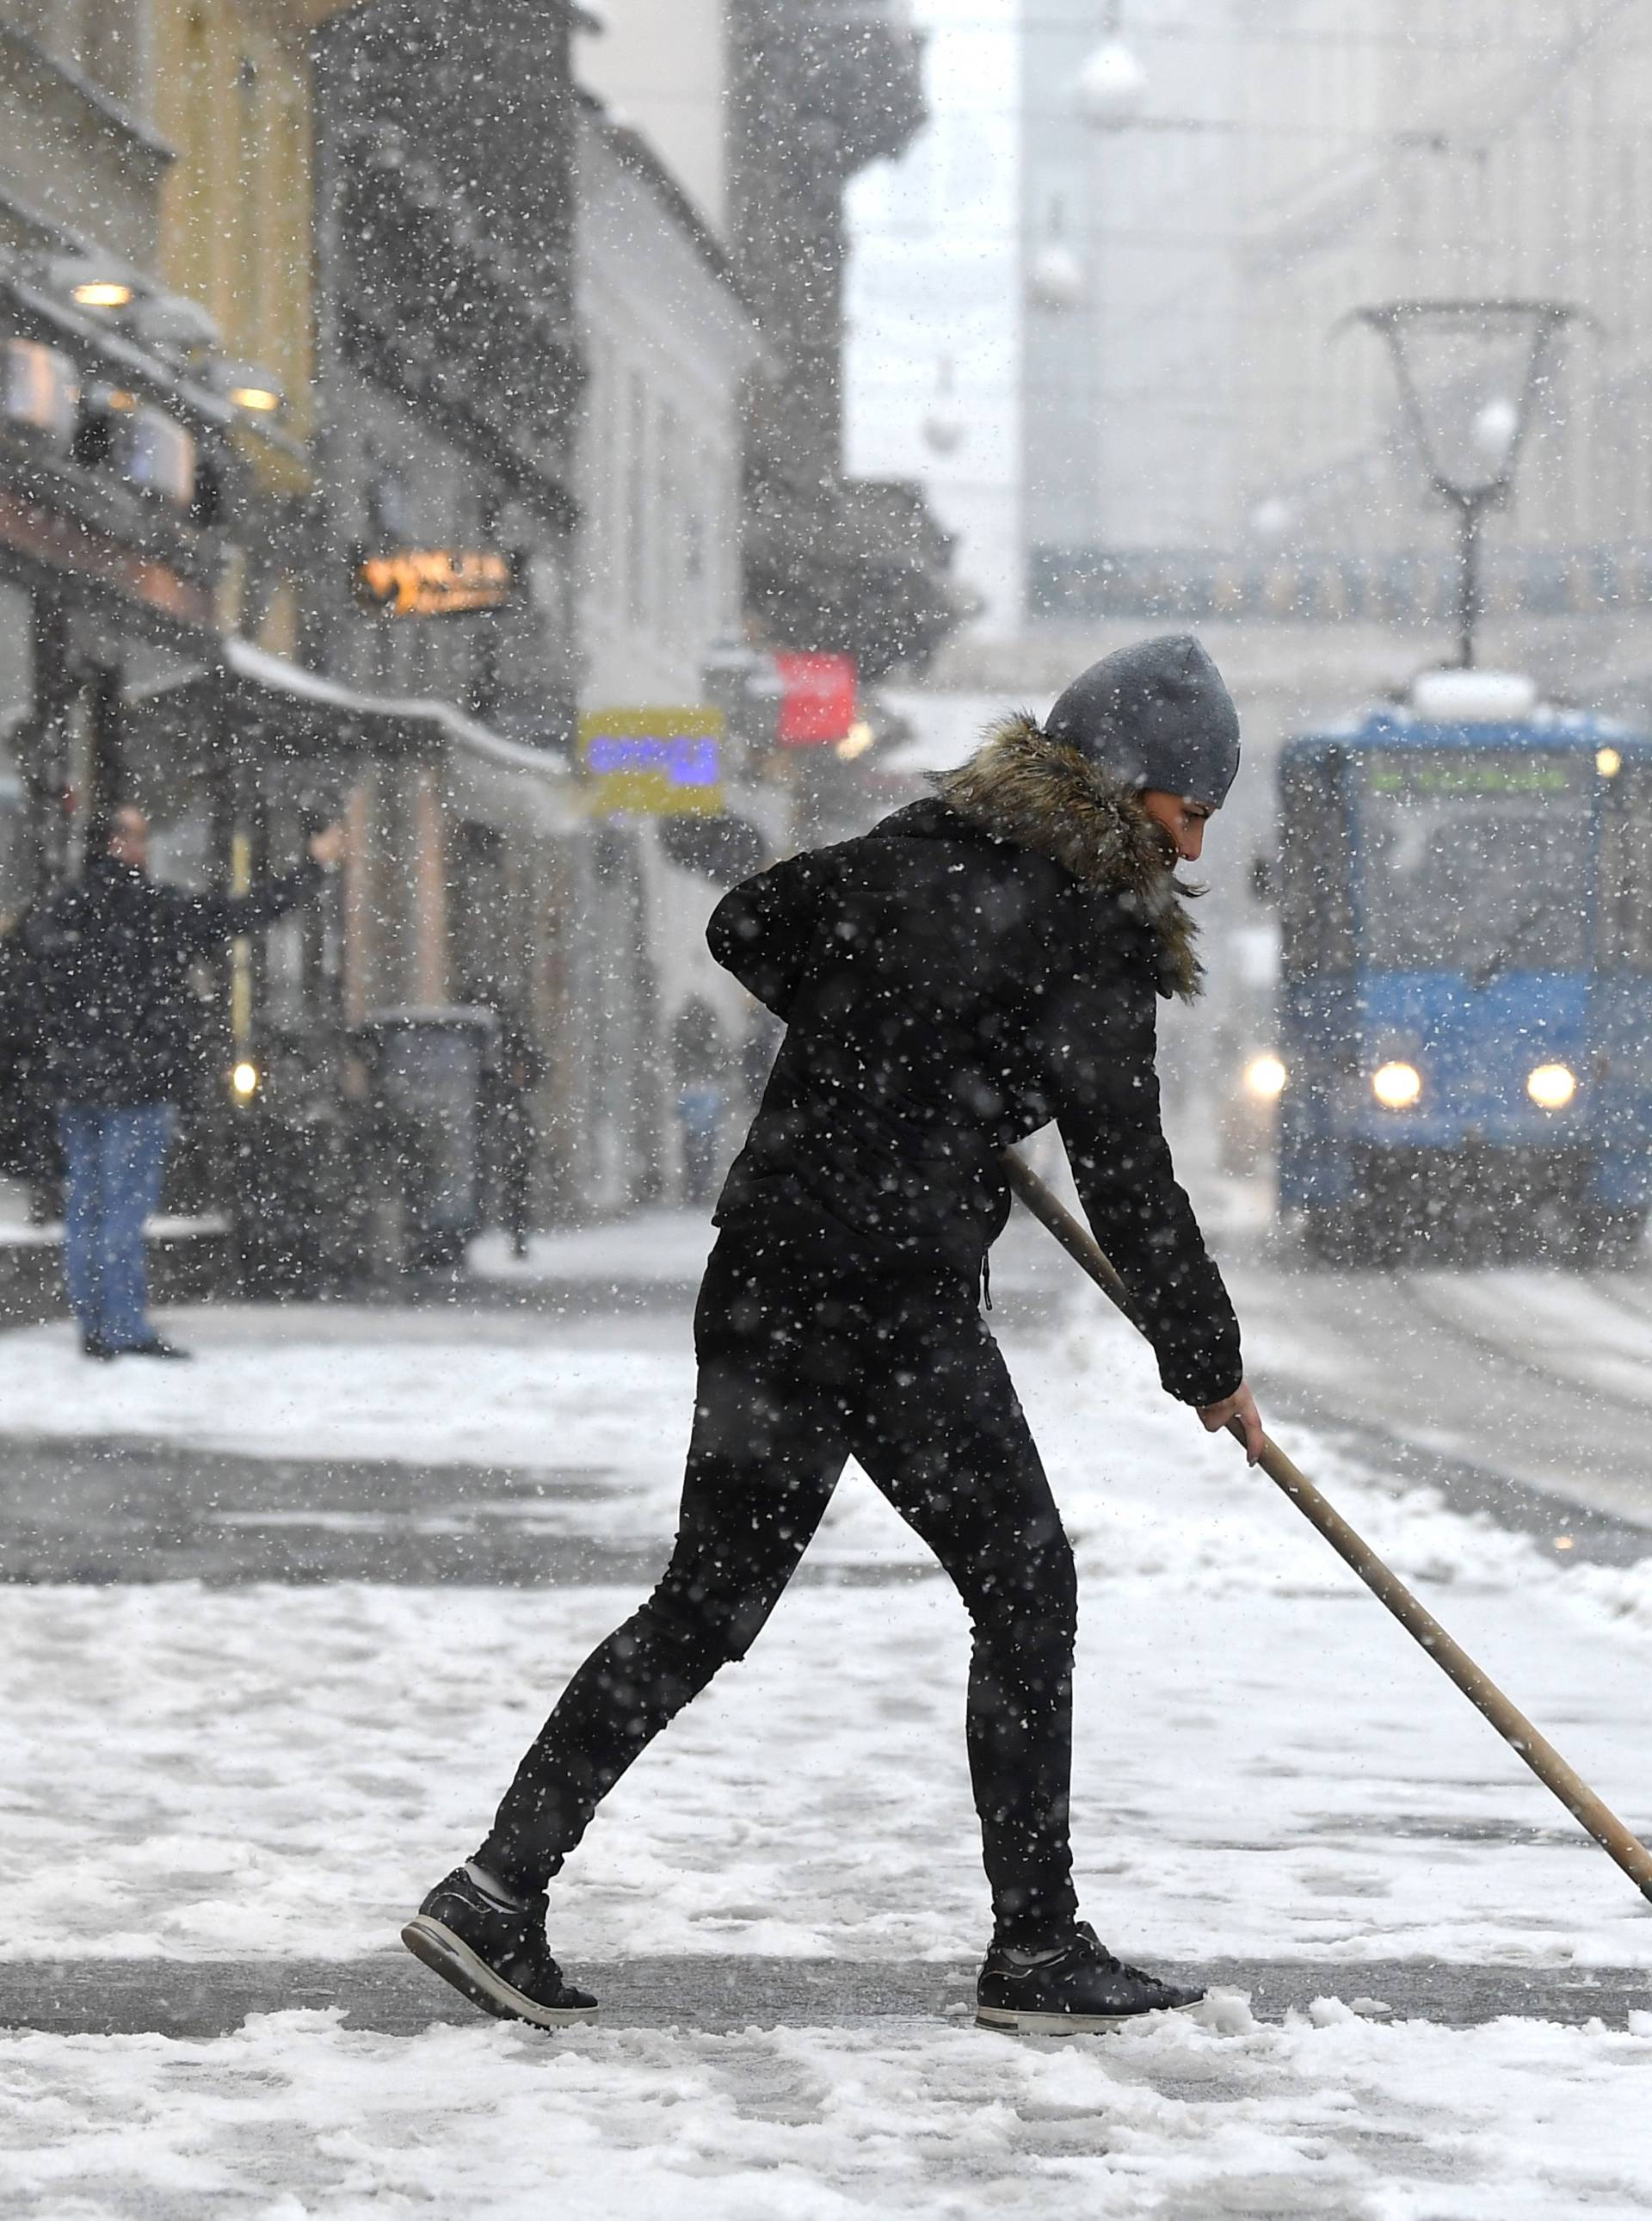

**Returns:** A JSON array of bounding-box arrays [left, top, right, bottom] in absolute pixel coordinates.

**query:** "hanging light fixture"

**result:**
[[1027, 207, 1085, 312], [46, 254, 144, 312], [206, 358, 287, 416], [922, 356, 967, 455], [1076, 38, 1148, 127]]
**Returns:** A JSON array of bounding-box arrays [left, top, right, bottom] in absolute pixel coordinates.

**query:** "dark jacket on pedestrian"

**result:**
[[24, 855, 324, 1107], [706, 713, 1242, 1407]]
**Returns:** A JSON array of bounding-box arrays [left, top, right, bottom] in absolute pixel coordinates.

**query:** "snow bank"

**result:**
[[5, 2005, 1652, 2219]]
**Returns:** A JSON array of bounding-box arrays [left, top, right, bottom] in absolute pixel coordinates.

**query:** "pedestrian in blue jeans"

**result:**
[[24, 803, 344, 1359], [57, 1101, 176, 1356]]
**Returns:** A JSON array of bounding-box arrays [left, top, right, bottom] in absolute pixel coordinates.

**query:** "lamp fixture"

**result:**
[[1526, 1063, 1575, 1111], [1242, 1052, 1287, 1102], [46, 255, 144, 312], [1027, 242, 1084, 312], [1076, 38, 1148, 126], [922, 356, 967, 457], [208, 359, 287, 417], [74, 278, 134, 309], [1372, 1060, 1422, 1110]]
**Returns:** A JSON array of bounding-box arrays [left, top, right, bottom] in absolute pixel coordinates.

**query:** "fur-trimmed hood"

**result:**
[[935, 713, 1203, 999]]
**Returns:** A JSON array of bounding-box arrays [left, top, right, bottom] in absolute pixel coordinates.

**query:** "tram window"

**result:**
[[1279, 752, 1353, 977], [1359, 750, 1592, 974], [1600, 763, 1652, 970]]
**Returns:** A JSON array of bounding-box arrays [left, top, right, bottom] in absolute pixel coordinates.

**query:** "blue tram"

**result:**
[[1275, 678, 1652, 1260]]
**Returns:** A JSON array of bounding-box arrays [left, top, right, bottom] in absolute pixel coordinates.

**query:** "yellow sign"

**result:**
[[579, 707, 725, 817], [356, 549, 515, 618]]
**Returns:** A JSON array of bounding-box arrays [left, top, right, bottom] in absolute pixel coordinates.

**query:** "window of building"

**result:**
[[625, 372, 649, 628], [657, 400, 679, 644]]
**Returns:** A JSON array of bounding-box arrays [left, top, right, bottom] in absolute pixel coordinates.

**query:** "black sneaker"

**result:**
[[82, 1336, 119, 1361], [401, 1866, 598, 2030], [123, 1339, 190, 1360], [977, 1922, 1204, 2034]]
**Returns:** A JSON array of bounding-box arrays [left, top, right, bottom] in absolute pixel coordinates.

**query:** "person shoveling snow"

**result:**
[[404, 633, 1263, 2036]]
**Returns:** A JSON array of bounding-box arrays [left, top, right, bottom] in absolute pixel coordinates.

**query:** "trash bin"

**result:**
[[356, 1006, 498, 1271]]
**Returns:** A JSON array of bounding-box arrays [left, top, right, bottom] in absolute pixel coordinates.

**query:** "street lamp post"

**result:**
[[1352, 299, 1575, 669]]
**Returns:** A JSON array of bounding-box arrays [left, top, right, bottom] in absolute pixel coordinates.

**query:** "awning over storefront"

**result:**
[[122, 636, 580, 836]]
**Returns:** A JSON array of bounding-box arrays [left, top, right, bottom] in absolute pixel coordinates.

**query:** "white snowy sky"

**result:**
[[845, 0, 1022, 635]]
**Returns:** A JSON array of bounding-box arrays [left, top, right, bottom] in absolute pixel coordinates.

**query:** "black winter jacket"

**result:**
[[24, 855, 324, 1107], [708, 715, 1242, 1407]]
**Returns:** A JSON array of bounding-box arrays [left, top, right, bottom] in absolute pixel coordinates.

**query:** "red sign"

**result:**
[[775, 651, 857, 744]]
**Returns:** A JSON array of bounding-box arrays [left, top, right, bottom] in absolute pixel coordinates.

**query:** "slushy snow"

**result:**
[[3, 1290, 1650, 2212]]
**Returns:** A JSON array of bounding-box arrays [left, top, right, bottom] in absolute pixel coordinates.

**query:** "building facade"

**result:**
[[575, 99, 753, 713], [0, 0, 231, 917], [729, 0, 962, 682], [0, 0, 964, 1246], [574, 0, 727, 241], [571, 89, 774, 1204], [1022, 1, 1652, 696], [1019, 0, 1248, 620]]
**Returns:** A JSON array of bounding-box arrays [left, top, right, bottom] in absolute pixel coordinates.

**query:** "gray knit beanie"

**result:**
[[1043, 634, 1241, 807]]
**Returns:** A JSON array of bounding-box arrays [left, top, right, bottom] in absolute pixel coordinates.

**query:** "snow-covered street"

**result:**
[[10, 2001, 1652, 2220], [3, 1255, 1650, 2213]]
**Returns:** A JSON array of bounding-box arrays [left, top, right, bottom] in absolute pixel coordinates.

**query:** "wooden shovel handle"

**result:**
[[1002, 1149, 1652, 1903]]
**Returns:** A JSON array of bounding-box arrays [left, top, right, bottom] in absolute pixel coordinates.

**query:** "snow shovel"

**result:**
[[1003, 1148, 1652, 1906]]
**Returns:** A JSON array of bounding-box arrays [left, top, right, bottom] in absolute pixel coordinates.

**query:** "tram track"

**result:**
[[1219, 1237, 1652, 1537]]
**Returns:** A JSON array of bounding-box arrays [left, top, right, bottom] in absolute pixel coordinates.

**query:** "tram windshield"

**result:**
[[1359, 750, 1593, 974]]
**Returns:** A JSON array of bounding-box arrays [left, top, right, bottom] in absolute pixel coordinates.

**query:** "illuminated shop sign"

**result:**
[[356, 548, 515, 618], [579, 707, 724, 817], [775, 650, 857, 744]]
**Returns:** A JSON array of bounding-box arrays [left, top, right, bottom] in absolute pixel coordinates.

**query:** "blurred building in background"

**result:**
[[728, 0, 963, 683], [1233, 0, 1652, 700], [0, 0, 954, 1261], [570, 76, 774, 1210], [1020, 0, 1243, 622], [574, 98, 755, 716], [574, 0, 728, 239], [1020, 0, 1652, 711], [842, 0, 1019, 636], [0, 0, 256, 923]]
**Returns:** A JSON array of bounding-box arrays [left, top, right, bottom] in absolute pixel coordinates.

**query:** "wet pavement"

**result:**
[[7, 1953, 1645, 2039]]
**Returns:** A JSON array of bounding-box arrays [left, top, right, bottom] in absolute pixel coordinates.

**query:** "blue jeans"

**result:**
[[58, 1105, 173, 1349]]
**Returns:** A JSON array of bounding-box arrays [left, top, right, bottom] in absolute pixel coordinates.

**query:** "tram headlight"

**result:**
[[231, 1060, 261, 1101], [1242, 1052, 1287, 1102], [1372, 1060, 1422, 1111], [1526, 1062, 1576, 1110], [1597, 746, 1622, 779]]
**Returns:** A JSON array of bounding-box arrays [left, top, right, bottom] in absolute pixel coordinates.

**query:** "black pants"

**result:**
[[478, 1226, 1079, 1943]]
